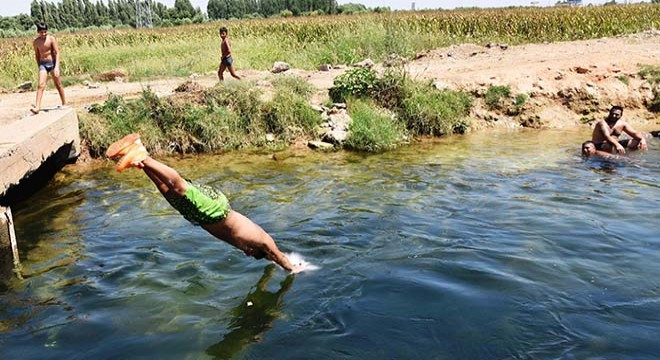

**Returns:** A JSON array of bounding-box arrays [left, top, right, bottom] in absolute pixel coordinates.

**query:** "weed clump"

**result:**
[[81, 79, 319, 156], [329, 67, 379, 103], [639, 64, 660, 112], [484, 85, 511, 110], [345, 99, 407, 152]]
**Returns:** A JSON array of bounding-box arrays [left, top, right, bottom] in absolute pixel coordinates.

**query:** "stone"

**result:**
[[413, 51, 428, 60], [310, 104, 325, 112], [573, 66, 590, 74], [265, 133, 275, 142], [329, 112, 352, 131], [271, 62, 290, 74], [323, 129, 349, 144], [318, 64, 333, 71], [433, 80, 451, 90], [308, 140, 334, 151], [16, 82, 32, 91], [353, 58, 374, 69], [383, 54, 409, 68]]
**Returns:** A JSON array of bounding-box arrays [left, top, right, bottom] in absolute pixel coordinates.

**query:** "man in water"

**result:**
[[581, 140, 616, 158], [106, 133, 302, 273], [217, 26, 241, 81], [31, 22, 66, 114], [591, 105, 647, 154]]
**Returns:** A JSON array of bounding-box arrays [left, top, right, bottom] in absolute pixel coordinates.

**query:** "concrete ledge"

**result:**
[[0, 108, 80, 198], [1, 207, 16, 281]]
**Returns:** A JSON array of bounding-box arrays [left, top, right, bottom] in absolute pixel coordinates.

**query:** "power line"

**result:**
[[136, 0, 153, 28]]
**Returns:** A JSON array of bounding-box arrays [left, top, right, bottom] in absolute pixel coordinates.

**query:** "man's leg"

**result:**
[[31, 70, 48, 114], [228, 65, 241, 80], [52, 72, 66, 106], [218, 63, 226, 81], [140, 157, 188, 197]]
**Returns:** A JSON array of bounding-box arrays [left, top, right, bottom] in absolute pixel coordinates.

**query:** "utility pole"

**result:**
[[136, 0, 153, 28]]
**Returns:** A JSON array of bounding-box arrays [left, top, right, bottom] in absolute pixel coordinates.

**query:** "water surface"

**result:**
[[1, 129, 659, 359]]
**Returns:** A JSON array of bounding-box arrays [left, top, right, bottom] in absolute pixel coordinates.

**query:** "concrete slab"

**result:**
[[0, 107, 80, 197]]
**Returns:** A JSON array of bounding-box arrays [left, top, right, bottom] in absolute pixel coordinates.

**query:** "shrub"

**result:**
[[400, 83, 473, 136], [373, 67, 410, 110], [484, 85, 511, 110], [639, 64, 660, 112], [507, 93, 528, 115], [345, 99, 406, 152], [329, 67, 378, 103], [263, 88, 320, 142]]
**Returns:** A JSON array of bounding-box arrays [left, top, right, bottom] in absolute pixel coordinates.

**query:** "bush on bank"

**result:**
[[345, 99, 407, 152], [81, 70, 475, 156], [331, 67, 473, 137], [80, 77, 320, 157]]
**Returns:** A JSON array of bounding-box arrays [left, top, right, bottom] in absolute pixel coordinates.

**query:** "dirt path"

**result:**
[[1, 31, 659, 128]]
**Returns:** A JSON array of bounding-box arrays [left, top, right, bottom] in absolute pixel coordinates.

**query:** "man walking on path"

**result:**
[[31, 23, 66, 114], [217, 26, 241, 81]]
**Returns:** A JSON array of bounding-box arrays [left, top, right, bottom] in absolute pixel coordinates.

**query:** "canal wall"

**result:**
[[0, 107, 80, 279]]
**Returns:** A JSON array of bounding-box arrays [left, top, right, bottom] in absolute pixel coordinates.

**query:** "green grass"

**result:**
[[345, 99, 407, 152], [616, 75, 630, 85], [1, 4, 659, 89], [485, 85, 511, 110], [80, 77, 320, 156], [400, 85, 473, 136], [638, 64, 660, 112]]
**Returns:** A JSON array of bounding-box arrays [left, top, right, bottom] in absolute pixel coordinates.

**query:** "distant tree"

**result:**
[[337, 3, 368, 14], [208, 0, 226, 19], [174, 0, 196, 19]]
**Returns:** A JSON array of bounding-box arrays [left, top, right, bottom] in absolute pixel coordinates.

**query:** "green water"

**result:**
[[1, 129, 659, 359]]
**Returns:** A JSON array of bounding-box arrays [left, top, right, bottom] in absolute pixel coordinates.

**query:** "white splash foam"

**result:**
[[285, 252, 320, 273]]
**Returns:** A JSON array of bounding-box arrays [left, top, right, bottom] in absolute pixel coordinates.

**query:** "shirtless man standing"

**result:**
[[591, 105, 647, 154], [31, 23, 66, 114], [217, 26, 241, 81]]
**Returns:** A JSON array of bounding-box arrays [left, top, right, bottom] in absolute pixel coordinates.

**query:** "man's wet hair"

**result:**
[[36, 23, 48, 31], [610, 105, 623, 113], [219, 26, 228, 34], [582, 140, 595, 147]]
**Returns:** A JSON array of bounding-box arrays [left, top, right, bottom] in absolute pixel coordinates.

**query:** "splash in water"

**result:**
[[285, 252, 320, 273]]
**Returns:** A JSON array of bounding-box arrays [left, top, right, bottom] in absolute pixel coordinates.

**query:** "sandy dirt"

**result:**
[[1, 31, 659, 129]]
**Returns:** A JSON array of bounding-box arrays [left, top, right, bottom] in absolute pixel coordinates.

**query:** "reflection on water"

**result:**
[[1, 129, 659, 359], [206, 264, 293, 359]]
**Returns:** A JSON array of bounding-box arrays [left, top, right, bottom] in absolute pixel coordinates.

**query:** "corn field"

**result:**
[[1, 4, 658, 89]]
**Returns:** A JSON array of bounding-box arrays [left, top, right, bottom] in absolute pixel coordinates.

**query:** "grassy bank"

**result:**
[[2, 4, 659, 89], [82, 67, 476, 155], [80, 76, 319, 156]]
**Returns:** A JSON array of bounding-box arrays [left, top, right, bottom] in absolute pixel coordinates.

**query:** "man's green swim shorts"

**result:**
[[165, 181, 231, 225]]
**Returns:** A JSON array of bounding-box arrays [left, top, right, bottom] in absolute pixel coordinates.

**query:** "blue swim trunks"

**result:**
[[221, 56, 233, 67], [39, 61, 56, 73]]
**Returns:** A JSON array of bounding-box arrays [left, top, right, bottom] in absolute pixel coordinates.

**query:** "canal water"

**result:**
[[1, 129, 659, 359]]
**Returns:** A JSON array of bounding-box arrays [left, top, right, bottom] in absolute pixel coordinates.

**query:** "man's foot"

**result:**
[[106, 133, 141, 158], [116, 143, 149, 172], [30, 108, 40, 115]]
